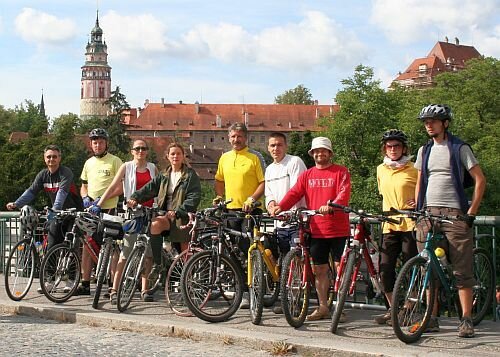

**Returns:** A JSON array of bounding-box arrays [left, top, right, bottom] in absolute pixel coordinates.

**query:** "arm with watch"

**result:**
[[242, 181, 265, 212]]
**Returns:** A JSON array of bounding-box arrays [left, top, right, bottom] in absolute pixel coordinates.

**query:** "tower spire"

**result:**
[[39, 89, 46, 118]]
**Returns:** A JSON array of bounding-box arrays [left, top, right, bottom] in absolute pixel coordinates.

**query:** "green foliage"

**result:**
[[200, 181, 215, 209], [275, 84, 314, 105], [12, 100, 48, 137], [288, 131, 314, 168]]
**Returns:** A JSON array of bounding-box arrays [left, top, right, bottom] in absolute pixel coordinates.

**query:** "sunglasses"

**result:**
[[132, 147, 148, 152], [386, 143, 402, 149], [45, 155, 59, 159]]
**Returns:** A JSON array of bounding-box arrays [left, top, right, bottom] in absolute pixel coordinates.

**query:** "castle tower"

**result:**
[[80, 11, 111, 119]]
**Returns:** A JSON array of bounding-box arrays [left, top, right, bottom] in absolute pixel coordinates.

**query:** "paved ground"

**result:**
[[0, 276, 499, 356]]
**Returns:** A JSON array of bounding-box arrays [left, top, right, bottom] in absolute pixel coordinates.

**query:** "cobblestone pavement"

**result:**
[[0, 313, 272, 356]]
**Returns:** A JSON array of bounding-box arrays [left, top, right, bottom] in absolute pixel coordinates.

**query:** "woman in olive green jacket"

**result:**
[[128, 143, 201, 270]]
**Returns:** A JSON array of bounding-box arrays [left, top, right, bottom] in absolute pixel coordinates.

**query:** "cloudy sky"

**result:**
[[1, 0, 498, 118]]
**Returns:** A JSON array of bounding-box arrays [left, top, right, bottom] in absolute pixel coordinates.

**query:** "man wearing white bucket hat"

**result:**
[[272, 136, 351, 321]]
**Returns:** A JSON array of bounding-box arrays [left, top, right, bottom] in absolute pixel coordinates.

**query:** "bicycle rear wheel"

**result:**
[[249, 249, 265, 325], [280, 250, 310, 328], [117, 246, 145, 312], [181, 251, 243, 323], [5, 239, 36, 301], [165, 248, 202, 316], [470, 247, 494, 325], [331, 250, 356, 333], [40, 244, 81, 303], [92, 241, 112, 309], [391, 255, 435, 344]]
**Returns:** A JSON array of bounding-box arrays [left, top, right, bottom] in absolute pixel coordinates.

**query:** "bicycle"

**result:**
[[278, 208, 336, 328], [247, 213, 281, 325], [180, 201, 251, 323], [116, 205, 175, 312], [4, 207, 48, 301], [389, 208, 494, 343], [92, 213, 124, 309], [326, 201, 400, 333], [165, 211, 216, 316], [39, 209, 101, 303]]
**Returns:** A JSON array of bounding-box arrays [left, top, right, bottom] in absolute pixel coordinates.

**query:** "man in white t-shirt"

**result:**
[[265, 132, 306, 313]]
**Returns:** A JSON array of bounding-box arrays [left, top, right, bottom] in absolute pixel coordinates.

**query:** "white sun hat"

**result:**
[[308, 137, 333, 156]]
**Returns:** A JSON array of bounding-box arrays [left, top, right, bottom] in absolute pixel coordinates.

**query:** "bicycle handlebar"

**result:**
[[387, 207, 466, 224], [327, 201, 401, 225]]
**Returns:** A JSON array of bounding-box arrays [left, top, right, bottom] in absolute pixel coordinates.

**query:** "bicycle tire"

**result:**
[[249, 249, 265, 325], [165, 248, 202, 316], [181, 251, 243, 323], [280, 250, 310, 328], [117, 246, 145, 312], [262, 265, 280, 308], [327, 252, 336, 309], [331, 250, 356, 333], [92, 241, 112, 309], [5, 239, 36, 301], [40, 243, 81, 303], [464, 247, 494, 325], [391, 255, 435, 344]]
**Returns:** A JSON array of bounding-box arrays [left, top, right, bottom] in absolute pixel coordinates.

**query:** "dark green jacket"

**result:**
[[130, 164, 201, 224]]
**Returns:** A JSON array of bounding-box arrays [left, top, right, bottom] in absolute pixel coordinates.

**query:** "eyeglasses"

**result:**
[[45, 155, 59, 159], [386, 143, 402, 149], [132, 147, 148, 152]]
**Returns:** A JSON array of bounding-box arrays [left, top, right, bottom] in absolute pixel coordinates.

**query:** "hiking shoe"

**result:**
[[141, 291, 154, 302], [458, 317, 475, 338], [425, 317, 440, 333], [239, 292, 250, 309], [74, 284, 91, 296], [306, 308, 330, 321], [148, 264, 161, 281], [273, 305, 283, 314], [374, 310, 391, 325]]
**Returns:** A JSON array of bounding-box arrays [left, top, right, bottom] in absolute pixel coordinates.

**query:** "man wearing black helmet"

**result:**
[[77, 128, 123, 295], [374, 129, 418, 325], [415, 104, 486, 338]]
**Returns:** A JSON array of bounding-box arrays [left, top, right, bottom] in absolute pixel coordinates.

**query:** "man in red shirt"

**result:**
[[271, 137, 351, 321]]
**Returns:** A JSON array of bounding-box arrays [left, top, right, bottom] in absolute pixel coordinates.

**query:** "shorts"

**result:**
[[275, 226, 298, 253], [416, 206, 474, 289], [120, 233, 153, 260], [309, 237, 348, 265]]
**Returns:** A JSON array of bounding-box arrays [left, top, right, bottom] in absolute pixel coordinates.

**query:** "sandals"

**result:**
[[109, 290, 117, 305], [141, 290, 154, 302]]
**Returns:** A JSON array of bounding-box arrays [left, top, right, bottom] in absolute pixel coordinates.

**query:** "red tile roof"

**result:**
[[124, 102, 338, 132]]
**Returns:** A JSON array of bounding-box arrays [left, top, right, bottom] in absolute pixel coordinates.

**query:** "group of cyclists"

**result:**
[[6, 103, 486, 340]]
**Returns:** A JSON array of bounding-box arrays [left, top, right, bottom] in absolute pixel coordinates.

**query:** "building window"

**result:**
[[81, 88, 83, 99], [250, 135, 255, 143], [260, 135, 265, 143], [210, 137, 214, 143], [99, 87, 104, 98]]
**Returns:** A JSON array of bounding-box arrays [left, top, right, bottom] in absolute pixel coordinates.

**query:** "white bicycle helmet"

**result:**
[[20, 205, 38, 232], [75, 212, 100, 235]]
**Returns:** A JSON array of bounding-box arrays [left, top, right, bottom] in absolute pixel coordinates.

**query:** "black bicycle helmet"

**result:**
[[381, 129, 408, 144], [418, 104, 452, 121], [75, 212, 100, 235], [89, 128, 109, 140]]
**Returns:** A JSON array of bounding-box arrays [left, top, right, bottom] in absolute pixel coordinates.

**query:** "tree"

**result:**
[[275, 84, 314, 105], [12, 100, 48, 137], [288, 131, 315, 168], [103, 86, 131, 159]]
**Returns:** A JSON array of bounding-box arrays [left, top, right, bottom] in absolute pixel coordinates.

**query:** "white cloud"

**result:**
[[371, 0, 498, 44], [15, 8, 77, 45], [471, 25, 500, 58], [102, 10, 366, 71]]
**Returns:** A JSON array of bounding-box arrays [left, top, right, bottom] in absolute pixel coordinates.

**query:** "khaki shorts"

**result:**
[[120, 233, 153, 260]]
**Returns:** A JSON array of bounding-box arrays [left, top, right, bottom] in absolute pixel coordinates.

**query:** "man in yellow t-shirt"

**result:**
[[77, 128, 123, 296], [214, 122, 265, 309]]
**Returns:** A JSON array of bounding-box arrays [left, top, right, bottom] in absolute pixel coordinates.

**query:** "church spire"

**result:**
[[39, 90, 46, 118]]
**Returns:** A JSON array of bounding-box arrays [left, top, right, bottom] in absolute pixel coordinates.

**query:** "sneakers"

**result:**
[[458, 317, 475, 338], [141, 291, 154, 302], [425, 317, 440, 333], [74, 284, 91, 296], [239, 292, 250, 309], [272, 305, 283, 314], [374, 310, 391, 325], [306, 307, 330, 321], [37, 282, 72, 294]]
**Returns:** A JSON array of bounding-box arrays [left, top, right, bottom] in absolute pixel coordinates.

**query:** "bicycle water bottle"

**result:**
[[35, 241, 43, 256], [264, 249, 277, 266], [435, 248, 452, 275]]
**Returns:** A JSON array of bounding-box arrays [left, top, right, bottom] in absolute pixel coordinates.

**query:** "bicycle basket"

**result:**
[[75, 212, 100, 235]]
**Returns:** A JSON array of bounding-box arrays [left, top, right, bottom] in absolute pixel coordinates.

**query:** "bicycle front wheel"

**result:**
[[470, 247, 494, 325], [92, 241, 112, 309], [391, 255, 435, 344], [165, 248, 202, 316], [331, 250, 356, 333], [40, 244, 81, 303], [5, 239, 36, 301], [249, 249, 265, 325], [117, 246, 145, 312], [181, 251, 243, 323], [280, 250, 310, 328]]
